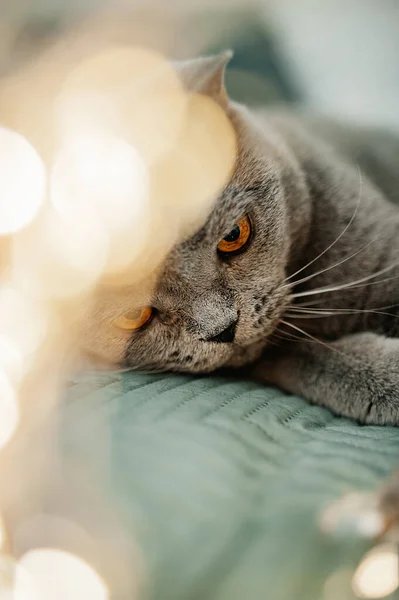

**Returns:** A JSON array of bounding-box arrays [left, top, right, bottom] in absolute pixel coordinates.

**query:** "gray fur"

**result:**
[[118, 54, 399, 433], [81, 51, 399, 528]]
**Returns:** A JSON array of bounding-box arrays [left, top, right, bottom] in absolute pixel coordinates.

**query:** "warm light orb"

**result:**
[[319, 492, 384, 538], [0, 555, 40, 600], [0, 369, 20, 449], [50, 133, 149, 232], [352, 544, 399, 599], [0, 284, 48, 356], [18, 548, 109, 600], [150, 93, 236, 241], [56, 46, 187, 164], [50, 133, 150, 275], [12, 207, 109, 299], [0, 127, 46, 235], [0, 333, 23, 383], [0, 513, 5, 549]]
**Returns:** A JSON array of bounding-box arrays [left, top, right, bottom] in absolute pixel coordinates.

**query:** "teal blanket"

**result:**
[[59, 371, 399, 600]]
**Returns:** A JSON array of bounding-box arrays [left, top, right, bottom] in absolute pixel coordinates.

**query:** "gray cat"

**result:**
[[104, 52, 399, 426], [84, 52, 399, 528]]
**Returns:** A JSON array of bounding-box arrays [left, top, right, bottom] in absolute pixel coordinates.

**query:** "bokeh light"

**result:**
[[0, 334, 24, 384], [50, 134, 149, 229], [0, 554, 39, 600], [0, 127, 46, 235], [50, 133, 150, 274], [0, 284, 48, 358], [319, 492, 385, 539], [0, 369, 20, 449], [352, 544, 399, 599], [18, 548, 109, 600], [12, 208, 109, 299], [0, 513, 6, 550], [56, 46, 187, 165], [150, 92, 236, 240]]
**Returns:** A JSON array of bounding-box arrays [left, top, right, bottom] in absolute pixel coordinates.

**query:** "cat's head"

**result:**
[[80, 52, 309, 373]]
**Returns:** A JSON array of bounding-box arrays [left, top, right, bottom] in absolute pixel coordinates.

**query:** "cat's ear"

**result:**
[[176, 51, 233, 110]]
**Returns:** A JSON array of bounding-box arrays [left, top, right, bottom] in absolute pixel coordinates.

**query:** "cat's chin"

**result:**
[[223, 338, 268, 369]]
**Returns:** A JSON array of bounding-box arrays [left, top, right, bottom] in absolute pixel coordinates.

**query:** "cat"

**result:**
[[84, 52, 399, 425], [81, 52, 399, 528]]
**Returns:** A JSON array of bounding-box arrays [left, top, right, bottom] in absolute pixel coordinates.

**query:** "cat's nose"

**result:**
[[208, 318, 238, 343]]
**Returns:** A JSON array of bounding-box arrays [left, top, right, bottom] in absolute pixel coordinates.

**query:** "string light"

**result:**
[[352, 544, 399, 599], [17, 548, 109, 600]]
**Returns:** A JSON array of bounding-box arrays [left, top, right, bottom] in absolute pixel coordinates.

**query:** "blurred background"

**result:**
[[1, 0, 399, 127]]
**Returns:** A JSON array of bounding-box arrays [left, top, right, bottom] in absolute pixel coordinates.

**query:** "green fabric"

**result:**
[[61, 372, 399, 600]]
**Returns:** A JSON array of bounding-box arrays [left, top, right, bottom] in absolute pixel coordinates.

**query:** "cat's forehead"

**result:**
[[189, 183, 252, 243], [160, 103, 284, 267]]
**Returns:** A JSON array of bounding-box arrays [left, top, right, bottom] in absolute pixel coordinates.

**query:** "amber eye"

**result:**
[[217, 215, 252, 255], [114, 307, 153, 331]]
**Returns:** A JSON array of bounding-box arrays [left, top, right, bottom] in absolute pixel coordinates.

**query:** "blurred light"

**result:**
[[320, 492, 384, 538], [352, 544, 399, 599], [0, 513, 5, 550], [150, 93, 236, 240], [14, 564, 40, 600], [18, 548, 109, 600], [0, 555, 39, 600], [51, 134, 148, 227], [0, 127, 46, 235], [0, 334, 23, 384], [57, 46, 187, 165], [13, 208, 109, 299], [14, 514, 93, 557], [0, 285, 48, 358], [0, 369, 19, 450]]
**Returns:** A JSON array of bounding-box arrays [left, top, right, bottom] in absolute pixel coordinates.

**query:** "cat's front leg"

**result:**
[[252, 332, 399, 425]]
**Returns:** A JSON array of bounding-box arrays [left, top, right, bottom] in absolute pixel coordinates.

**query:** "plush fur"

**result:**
[[82, 51, 399, 528], [104, 53, 399, 427], [81, 52, 399, 422]]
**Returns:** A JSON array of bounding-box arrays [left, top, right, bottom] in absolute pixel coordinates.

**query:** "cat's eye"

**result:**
[[114, 307, 153, 331], [217, 215, 252, 255]]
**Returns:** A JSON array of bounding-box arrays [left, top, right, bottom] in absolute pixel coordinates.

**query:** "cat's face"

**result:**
[[79, 54, 296, 373]]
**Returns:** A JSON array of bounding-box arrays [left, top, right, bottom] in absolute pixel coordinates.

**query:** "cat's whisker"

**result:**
[[291, 259, 399, 300], [292, 273, 399, 303], [290, 303, 399, 315], [286, 303, 399, 321], [287, 306, 336, 315], [272, 328, 306, 343], [279, 319, 349, 358], [284, 231, 382, 291], [266, 337, 282, 348], [338, 273, 399, 290], [293, 298, 337, 308], [283, 166, 363, 285], [285, 311, 336, 319]]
